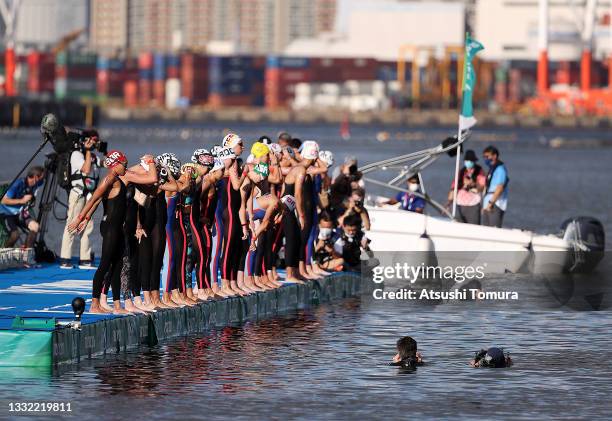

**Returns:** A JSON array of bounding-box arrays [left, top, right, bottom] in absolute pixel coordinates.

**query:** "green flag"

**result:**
[[459, 33, 484, 131]]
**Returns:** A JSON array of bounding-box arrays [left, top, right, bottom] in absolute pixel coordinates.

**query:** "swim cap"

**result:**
[[300, 140, 319, 160], [251, 142, 270, 158], [253, 163, 269, 178], [192, 148, 214, 168], [181, 163, 200, 178], [258, 135, 272, 145], [222, 133, 242, 148], [104, 150, 128, 168], [319, 150, 334, 166], [157, 166, 170, 185], [216, 146, 236, 161], [281, 195, 296, 212], [269, 143, 282, 155], [210, 145, 223, 157], [246, 154, 255, 164], [483, 347, 506, 368], [156, 153, 181, 178]]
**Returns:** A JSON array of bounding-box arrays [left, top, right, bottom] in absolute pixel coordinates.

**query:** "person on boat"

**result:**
[[68, 151, 157, 314], [470, 347, 512, 368], [382, 175, 426, 214], [446, 149, 486, 225], [390, 336, 424, 369], [60, 134, 101, 269], [0, 165, 45, 248], [482, 146, 509, 228], [313, 212, 344, 272]]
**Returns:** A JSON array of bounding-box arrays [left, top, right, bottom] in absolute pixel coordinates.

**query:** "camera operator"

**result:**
[[0, 166, 45, 247], [337, 188, 370, 231], [332, 214, 370, 272], [60, 132, 102, 269]]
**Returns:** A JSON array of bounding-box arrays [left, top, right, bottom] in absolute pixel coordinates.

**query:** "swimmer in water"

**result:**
[[470, 347, 512, 368], [390, 336, 424, 369]]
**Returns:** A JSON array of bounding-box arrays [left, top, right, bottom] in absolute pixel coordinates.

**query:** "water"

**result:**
[[0, 121, 611, 419], [1, 299, 611, 420]]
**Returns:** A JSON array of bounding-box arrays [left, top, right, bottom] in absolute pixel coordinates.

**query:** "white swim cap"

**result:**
[[318, 150, 334, 166], [222, 133, 242, 148], [300, 140, 319, 160]]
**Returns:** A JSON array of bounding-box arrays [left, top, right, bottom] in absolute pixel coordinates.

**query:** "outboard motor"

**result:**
[[561, 217, 605, 273]]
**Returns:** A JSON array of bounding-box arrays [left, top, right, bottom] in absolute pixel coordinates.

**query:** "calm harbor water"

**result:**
[[0, 121, 611, 419]]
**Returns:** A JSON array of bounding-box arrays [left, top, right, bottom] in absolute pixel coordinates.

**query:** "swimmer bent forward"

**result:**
[[373, 288, 519, 300]]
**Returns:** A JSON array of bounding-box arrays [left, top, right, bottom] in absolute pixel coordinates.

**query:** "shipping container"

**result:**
[[153, 53, 165, 81], [27, 52, 55, 94], [138, 52, 153, 70], [153, 79, 165, 105], [124, 80, 138, 107], [165, 78, 181, 109], [139, 79, 151, 104], [181, 53, 208, 103]]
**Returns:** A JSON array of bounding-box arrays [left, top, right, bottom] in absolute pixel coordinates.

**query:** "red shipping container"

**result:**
[[139, 79, 151, 104], [265, 68, 280, 108], [167, 66, 179, 79], [153, 79, 165, 106], [208, 93, 254, 107], [278, 69, 313, 83], [138, 52, 153, 70], [97, 69, 109, 95], [124, 80, 138, 107]]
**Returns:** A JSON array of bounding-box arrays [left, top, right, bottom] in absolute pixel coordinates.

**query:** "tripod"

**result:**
[[33, 153, 68, 262]]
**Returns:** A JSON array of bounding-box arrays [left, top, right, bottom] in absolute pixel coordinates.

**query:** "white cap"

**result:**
[[246, 153, 255, 164], [301, 140, 319, 160], [222, 133, 242, 148], [318, 150, 334, 166], [211, 157, 225, 172], [269, 143, 282, 155], [217, 146, 236, 161]]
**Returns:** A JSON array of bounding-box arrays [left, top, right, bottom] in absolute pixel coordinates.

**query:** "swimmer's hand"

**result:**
[[416, 352, 423, 363], [135, 227, 147, 243], [392, 353, 401, 363], [249, 237, 257, 251], [69, 216, 88, 234], [241, 225, 249, 240]]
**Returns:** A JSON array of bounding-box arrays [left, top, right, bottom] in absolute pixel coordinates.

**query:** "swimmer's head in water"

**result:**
[[473, 347, 509, 368], [104, 150, 128, 173], [281, 195, 296, 213], [192, 149, 214, 168], [251, 142, 270, 159], [397, 336, 418, 361]]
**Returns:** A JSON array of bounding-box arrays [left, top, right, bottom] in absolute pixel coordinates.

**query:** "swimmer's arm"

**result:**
[[123, 161, 158, 185], [73, 174, 113, 223], [294, 168, 306, 220], [267, 163, 282, 184], [280, 166, 292, 176], [255, 202, 279, 238], [176, 173, 192, 193], [307, 160, 328, 176]]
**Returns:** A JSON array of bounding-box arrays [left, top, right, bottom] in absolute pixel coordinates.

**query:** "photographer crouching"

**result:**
[[59, 130, 103, 269], [0, 166, 45, 248]]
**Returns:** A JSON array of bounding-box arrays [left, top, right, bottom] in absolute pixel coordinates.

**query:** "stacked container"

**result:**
[[312, 57, 378, 82], [208, 56, 264, 106], [165, 54, 181, 109], [265, 56, 312, 108], [55, 52, 97, 100], [180, 53, 208, 105], [138, 52, 153, 105], [152, 53, 165, 106], [27, 52, 55, 94]]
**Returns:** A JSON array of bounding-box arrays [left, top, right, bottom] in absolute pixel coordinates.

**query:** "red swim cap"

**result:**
[[104, 150, 128, 168]]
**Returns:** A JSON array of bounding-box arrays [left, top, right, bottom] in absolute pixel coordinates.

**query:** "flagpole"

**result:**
[[452, 33, 468, 220]]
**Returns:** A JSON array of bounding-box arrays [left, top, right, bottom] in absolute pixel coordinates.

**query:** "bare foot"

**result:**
[[89, 303, 110, 314]]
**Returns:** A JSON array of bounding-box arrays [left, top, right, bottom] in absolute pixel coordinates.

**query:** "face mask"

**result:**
[[484, 158, 493, 167], [408, 183, 419, 192], [345, 233, 355, 242], [464, 160, 474, 169], [319, 228, 332, 240]]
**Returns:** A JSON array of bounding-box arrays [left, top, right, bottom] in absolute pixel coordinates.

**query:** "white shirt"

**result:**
[[70, 150, 100, 193]]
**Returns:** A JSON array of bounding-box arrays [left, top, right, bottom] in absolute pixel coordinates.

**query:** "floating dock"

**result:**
[[0, 264, 364, 367]]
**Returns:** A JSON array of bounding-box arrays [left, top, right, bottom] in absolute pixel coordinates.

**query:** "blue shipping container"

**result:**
[[166, 54, 180, 69], [153, 53, 166, 80], [266, 56, 309, 69], [139, 69, 153, 80]]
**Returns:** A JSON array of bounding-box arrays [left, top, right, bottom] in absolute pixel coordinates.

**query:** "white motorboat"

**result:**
[[361, 132, 605, 275]]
